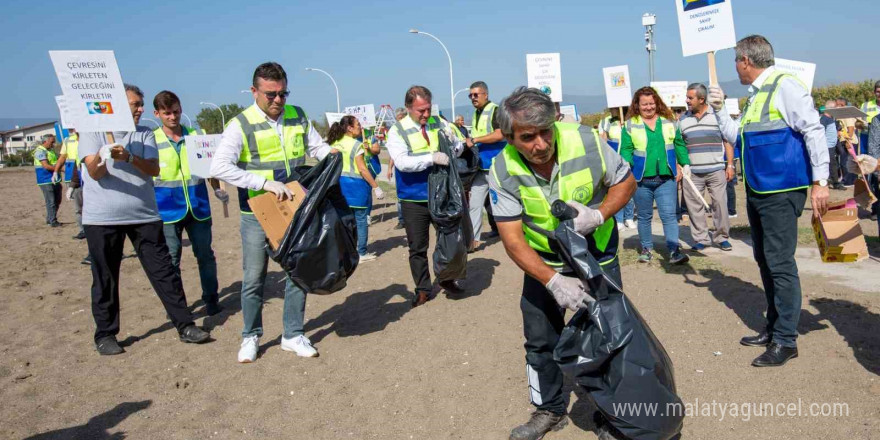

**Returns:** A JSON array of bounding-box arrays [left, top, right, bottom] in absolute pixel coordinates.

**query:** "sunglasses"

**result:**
[[468, 93, 483, 99], [261, 90, 290, 101]]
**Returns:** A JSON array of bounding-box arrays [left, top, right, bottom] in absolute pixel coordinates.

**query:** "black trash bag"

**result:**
[[456, 144, 481, 192], [268, 152, 359, 294], [428, 131, 471, 282], [549, 201, 683, 440]]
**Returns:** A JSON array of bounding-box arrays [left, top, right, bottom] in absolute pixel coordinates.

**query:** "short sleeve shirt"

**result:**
[[489, 139, 631, 220], [34, 147, 49, 162], [78, 126, 161, 225]]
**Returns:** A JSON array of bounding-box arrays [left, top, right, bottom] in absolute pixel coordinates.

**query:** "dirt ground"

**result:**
[[1, 167, 878, 440]]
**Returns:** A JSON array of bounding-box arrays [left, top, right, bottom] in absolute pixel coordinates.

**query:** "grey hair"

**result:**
[[496, 87, 556, 138], [687, 83, 708, 101], [124, 83, 144, 98], [41, 133, 56, 142], [394, 107, 407, 120], [469, 81, 488, 93], [735, 35, 775, 69], [875, 80, 880, 90]]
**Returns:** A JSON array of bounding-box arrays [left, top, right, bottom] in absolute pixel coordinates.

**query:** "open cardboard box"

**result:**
[[247, 181, 308, 251], [812, 198, 868, 263]]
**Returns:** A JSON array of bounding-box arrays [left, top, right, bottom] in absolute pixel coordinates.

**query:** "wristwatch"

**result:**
[[126, 152, 135, 164], [814, 179, 828, 187]]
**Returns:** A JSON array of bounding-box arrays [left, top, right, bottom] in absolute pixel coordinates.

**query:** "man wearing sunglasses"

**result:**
[[211, 62, 334, 363], [465, 81, 503, 251]]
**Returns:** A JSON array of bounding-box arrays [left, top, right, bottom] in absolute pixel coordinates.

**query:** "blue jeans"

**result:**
[[613, 198, 635, 223], [39, 183, 62, 224], [635, 176, 680, 252], [239, 213, 306, 339], [353, 207, 370, 255], [396, 200, 405, 224], [162, 213, 218, 304]]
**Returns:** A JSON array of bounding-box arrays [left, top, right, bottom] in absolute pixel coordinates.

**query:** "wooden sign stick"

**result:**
[[707, 51, 719, 87]]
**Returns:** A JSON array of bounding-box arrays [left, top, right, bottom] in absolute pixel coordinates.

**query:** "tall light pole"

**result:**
[[409, 28, 455, 121], [453, 88, 469, 120], [304, 68, 340, 113], [643, 13, 657, 83], [200, 102, 225, 128], [141, 118, 160, 128], [181, 112, 193, 128]]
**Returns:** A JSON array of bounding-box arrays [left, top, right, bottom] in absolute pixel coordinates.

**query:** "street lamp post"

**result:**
[[642, 13, 657, 83], [452, 88, 469, 120], [200, 102, 225, 128], [304, 68, 340, 113], [181, 112, 193, 128], [409, 29, 455, 121], [141, 118, 161, 128]]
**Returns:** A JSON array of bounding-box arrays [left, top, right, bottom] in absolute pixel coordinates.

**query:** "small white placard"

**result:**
[[527, 53, 563, 102], [49, 50, 135, 132], [183, 134, 222, 180], [344, 104, 376, 128], [774, 58, 816, 90], [603, 65, 633, 108], [650, 81, 689, 108], [675, 0, 737, 57]]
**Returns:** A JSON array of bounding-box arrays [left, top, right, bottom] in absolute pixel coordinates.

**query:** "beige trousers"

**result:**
[[684, 169, 730, 245]]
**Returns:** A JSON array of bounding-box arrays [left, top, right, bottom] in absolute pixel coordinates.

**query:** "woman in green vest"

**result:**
[[619, 87, 691, 265]]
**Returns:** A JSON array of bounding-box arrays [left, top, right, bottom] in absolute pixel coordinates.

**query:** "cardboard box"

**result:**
[[247, 182, 308, 251], [812, 198, 868, 263]]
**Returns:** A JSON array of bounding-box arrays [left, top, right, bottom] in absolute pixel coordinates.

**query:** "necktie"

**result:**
[[421, 125, 430, 145]]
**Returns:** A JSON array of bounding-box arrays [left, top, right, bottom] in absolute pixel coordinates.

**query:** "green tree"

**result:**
[[196, 103, 246, 134], [580, 112, 607, 129], [312, 119, 329, 139], [812, 80, 876, 108]]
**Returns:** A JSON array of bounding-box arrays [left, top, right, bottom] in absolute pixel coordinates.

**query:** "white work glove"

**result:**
[[214, 188, 229, 203], [708, 86, 725, 112], [432, 152, 450, 166], [97, 143, 120, 166], [847, 154, 878, 175], [567, 201, 605, 236], [65, 187, 73, 200], [373, 186, 385, 200], [262, 180, 293, 201], [545, 273, 594, 311], [682, 164, 692, 179], [51, 171, 60, 183]]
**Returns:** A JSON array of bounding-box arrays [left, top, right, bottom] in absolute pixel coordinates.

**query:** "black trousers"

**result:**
[[521, 261, 622, 415], [84, 221, 194, 342], [746, 188, 806, 348], [401, 201, 437, 293], [827, 147, 841, 185]]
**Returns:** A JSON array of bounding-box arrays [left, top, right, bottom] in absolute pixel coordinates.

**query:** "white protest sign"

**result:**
[[602, 65, 632, 108], [344, 104, 376, 128], [325, 112, 346, 126], [774, 58, 816, 90], [675, 0, 737, 57], [49, 50, 135, 133], [527, 53, 563, 102], [183, 134, 222, 180], [55, 95, 74, 129], [725, 98, 741, 115], [650, 81, 689, 108], [559, 104, 579, 122]]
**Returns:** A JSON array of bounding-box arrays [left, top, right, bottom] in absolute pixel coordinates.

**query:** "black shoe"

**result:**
[[669, 248, 690, 265], [752, 343, 798, 367], [485, 230, 500, 239], [394, 222, 405, 230], [50, 221, 62, 227], [95, 336, 124, 355], [72, 231, 86, 240], [439, 280, 465, 296], [205, 301, 223, 316], [509, 410, 568, 440], [411, 290, 429, 308], [179, 324, 210, 343], [81, 255, 92, 265], [740, 332, 772, 347]]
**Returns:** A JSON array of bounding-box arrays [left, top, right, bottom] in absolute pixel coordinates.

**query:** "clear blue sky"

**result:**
[[1, 0, 877, 120]]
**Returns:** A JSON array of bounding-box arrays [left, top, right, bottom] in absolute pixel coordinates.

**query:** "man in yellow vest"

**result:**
[[710, 35, 829, 368], [489, 87, 635, 440], [152, 90, 227, 316], [211, 62, 334, 363], [598, 107, 636, 229], [33, 133, 62, 227], [55, 128, 85, 238], [464, 81, 502, 249]]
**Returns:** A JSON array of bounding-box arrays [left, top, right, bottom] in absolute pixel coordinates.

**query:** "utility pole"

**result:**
[[643, 13, 657, 83]]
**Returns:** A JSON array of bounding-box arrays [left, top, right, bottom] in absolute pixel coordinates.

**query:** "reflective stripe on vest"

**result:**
[[861, 100, 878, 124], [234, 104, 308, 213], [153, 126, 211, 223], [739, 71, 812, 194], [34, 146, 58, 185], [334, 136, 366, 179], [472, 101, 505, 170], [333, 136, 373, 209], [393, 116, 441, 202], [490, 122, 618, 266], [62, 134, 79, 183], [625, 116, 677, 182]]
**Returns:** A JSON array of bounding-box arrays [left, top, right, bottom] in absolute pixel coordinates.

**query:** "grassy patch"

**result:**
[[729, 224, 816, 246]]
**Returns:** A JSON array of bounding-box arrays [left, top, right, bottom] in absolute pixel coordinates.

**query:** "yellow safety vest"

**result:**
[[625, 116, 677, 181]]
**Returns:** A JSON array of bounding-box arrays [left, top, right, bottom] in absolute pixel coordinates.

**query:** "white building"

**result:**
[[0, 121, 57, 160]]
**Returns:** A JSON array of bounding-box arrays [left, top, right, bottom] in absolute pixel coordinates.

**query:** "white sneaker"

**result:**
[[281, 334, 319, 358], [624, 219, 636, 229], [359, 252, 377, 262], [238, 335, 259, 363]]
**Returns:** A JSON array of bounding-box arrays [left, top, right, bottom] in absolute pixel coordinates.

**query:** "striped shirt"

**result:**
[[678, 107, 726, 174]]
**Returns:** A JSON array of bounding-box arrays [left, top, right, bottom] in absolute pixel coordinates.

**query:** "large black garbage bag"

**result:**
[[269, 152, 359, 294], [428, 132, 471, 282], [456, 144, 481, 192], [549, 201, 683, 440]]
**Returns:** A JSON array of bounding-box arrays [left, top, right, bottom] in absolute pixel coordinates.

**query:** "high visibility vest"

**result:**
[[62, 134, 79, 183], [859, 100, 878, 153], [740, 71, 812, 193], [233, 104, 308, 213], [601, 115, 623, 151], [334, 135, 373, 209], [491, 122, 618, 267], [391, 115, 442, 202], [33, 146, 58, 185], [471, 101, 506, 171], [625, 116, 678, 182], [153, 126, 211, 223]]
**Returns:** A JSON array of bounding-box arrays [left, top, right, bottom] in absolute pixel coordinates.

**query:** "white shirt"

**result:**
[[210, 102, 332, 190], [386, 115, 464, 172], [716, 66, 830, 180]]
